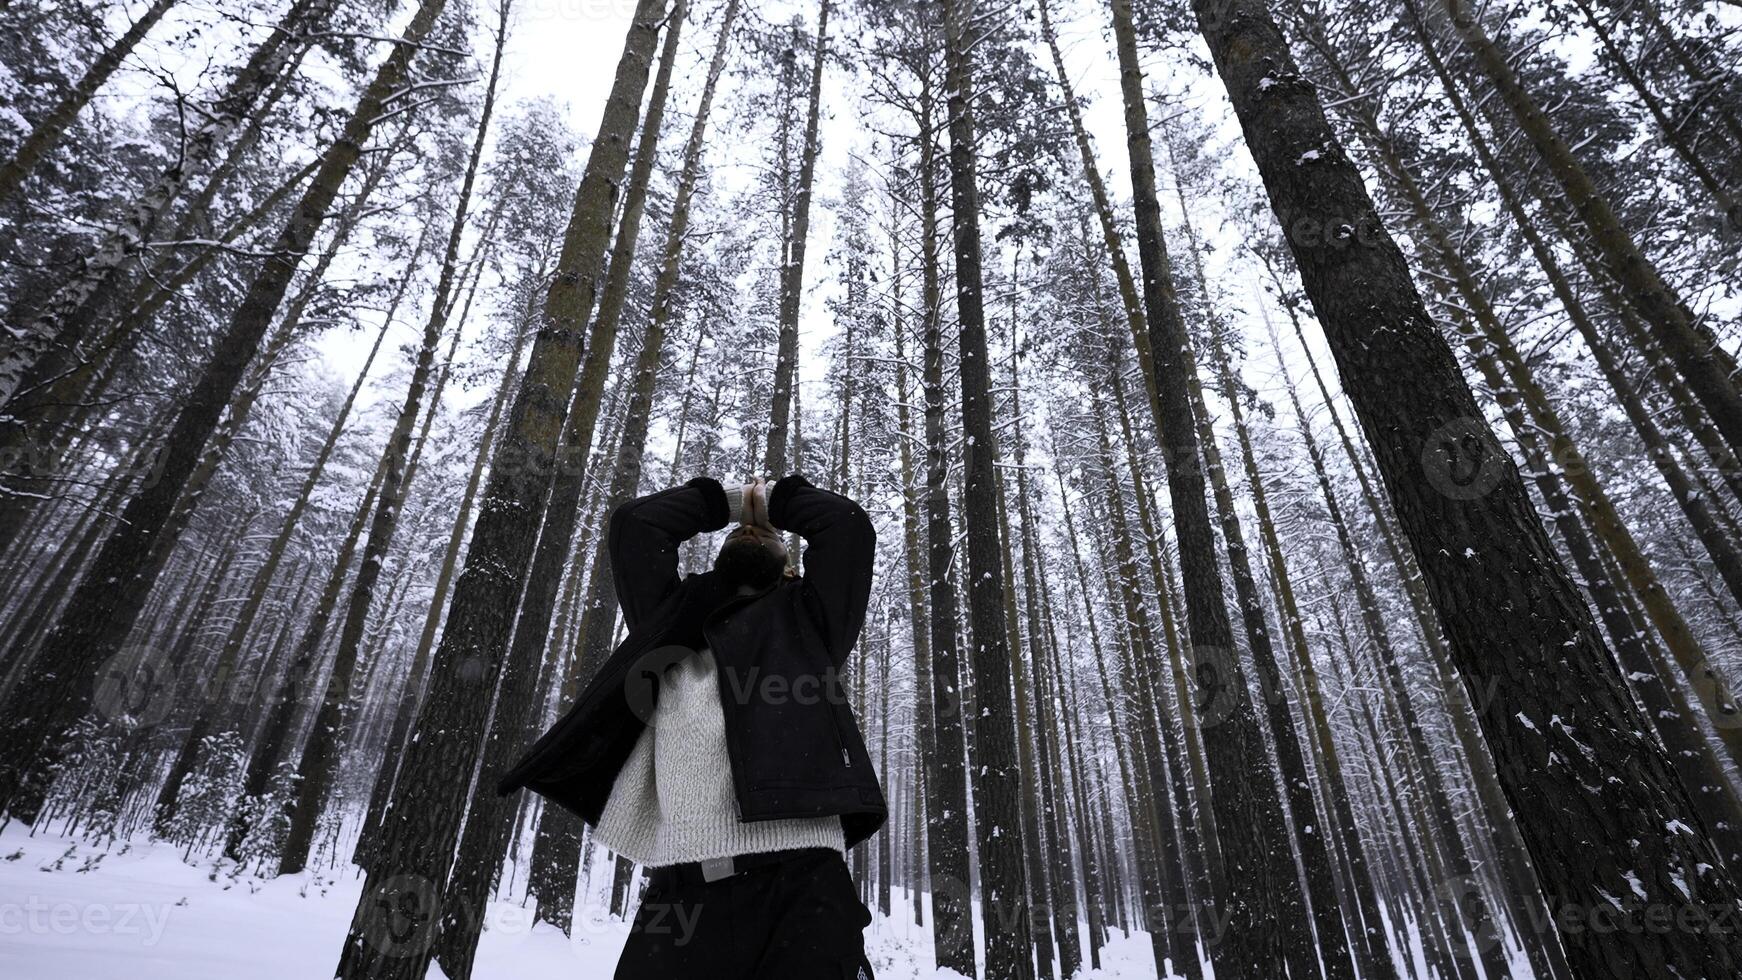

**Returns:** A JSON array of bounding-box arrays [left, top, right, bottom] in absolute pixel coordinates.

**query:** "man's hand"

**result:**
[[740, 476, 777, 530]]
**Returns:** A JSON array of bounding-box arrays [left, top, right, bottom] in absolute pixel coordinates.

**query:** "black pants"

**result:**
[[614, 848, 875, 980]]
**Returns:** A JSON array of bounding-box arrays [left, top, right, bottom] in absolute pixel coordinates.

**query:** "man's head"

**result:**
[[715, 522, 788, 591]]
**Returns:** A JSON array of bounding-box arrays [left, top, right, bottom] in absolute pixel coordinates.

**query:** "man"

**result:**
[[497, 474, 884, 979]]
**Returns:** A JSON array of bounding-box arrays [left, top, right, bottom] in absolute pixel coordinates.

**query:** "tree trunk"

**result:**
[[0, 0, 179, 207], [429, 7, 700, 970], [940, 2, 1034, 975], [354, 266, 538, 872], [1266, 250, 1575, 976], [1211, 317, 1400, 977], [876, 629, 893, 918], [277, 14, 508, 875], [889, 196, 940, 941], [0, 0, 329, 409], [762, 0, 830, 476], [1188, 0, 1742, 969], [1006, 320, 1080, 979], [1035, 540, 1106, 969], [913, 58, 976, 977], [1102, 346, 1222, 910], [332, 4, 669, 974], [151, 236, 414, 836], [1172, 199, 1353, 980], [1108, 1, 1308, 975], [1278, 17, 1611, 975], [1083, 392, 1200, 980], [1428, 0, 1742, 461], [0, 0, 455, 819], [995, 469, 1057, 980], [510, 1, 733, 935], [1567, 0, 1740, 226]]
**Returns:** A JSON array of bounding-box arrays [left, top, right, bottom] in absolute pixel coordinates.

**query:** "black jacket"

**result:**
[[495, 475, 887, 849]]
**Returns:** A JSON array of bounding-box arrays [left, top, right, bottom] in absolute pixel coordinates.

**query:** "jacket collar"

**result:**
[[649, 570, 784, 652]]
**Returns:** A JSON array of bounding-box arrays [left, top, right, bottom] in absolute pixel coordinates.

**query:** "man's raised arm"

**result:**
[[767, 474, 876, 666], [608, 477, 731, 629]]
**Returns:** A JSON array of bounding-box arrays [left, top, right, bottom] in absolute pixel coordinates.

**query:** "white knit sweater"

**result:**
[[592, 646, 846, 867]]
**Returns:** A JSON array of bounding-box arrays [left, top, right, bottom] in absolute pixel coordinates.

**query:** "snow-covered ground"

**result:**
[[0, 823, 1167, 979]]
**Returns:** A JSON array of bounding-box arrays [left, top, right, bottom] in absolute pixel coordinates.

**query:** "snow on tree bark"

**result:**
[[1190, 0, 1742, 970]]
